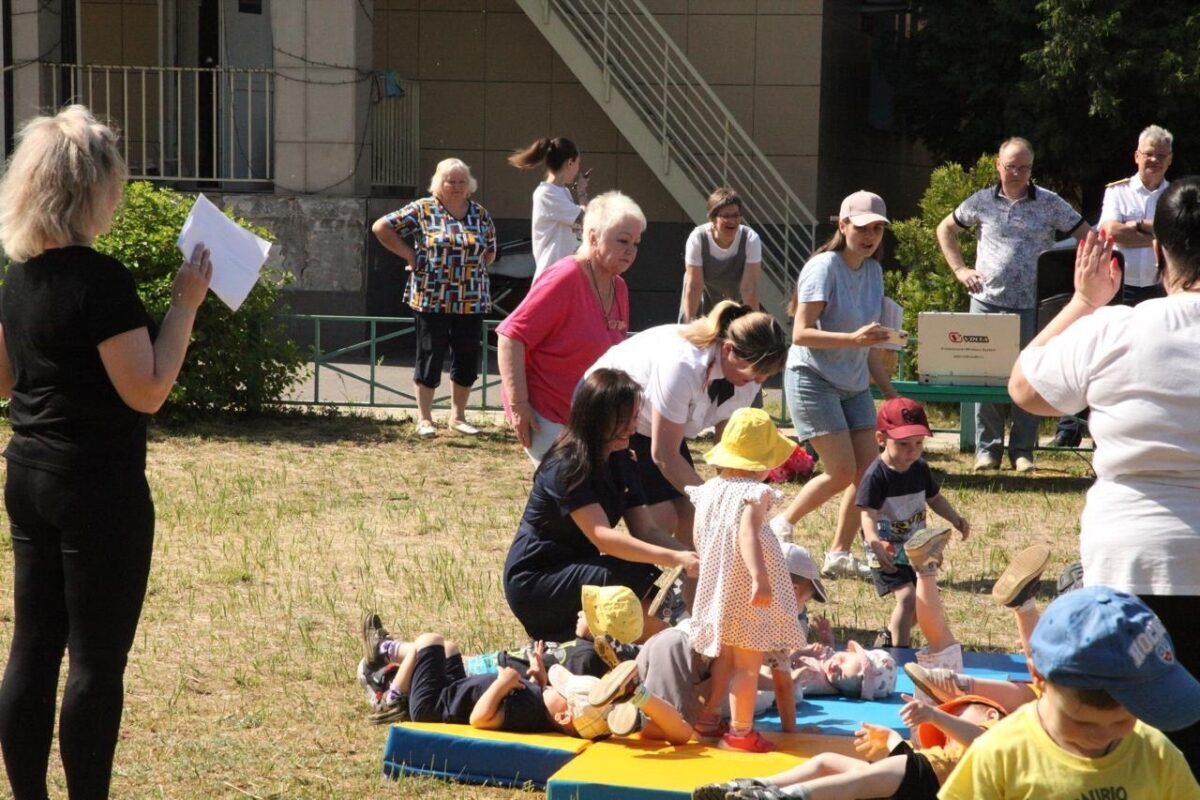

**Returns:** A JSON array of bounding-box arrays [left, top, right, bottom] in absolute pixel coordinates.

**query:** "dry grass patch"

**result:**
[[0, 413, 1091, 798]]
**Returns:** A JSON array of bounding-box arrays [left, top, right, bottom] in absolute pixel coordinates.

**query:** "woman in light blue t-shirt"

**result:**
[[770, 191, 899, 580]]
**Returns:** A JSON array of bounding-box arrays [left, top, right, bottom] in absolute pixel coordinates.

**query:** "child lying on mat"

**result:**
[[359, 620, 695, 743], [359, 586, 642, 724], [752, 544, 897, 711], [691, 691, 1006, 800]]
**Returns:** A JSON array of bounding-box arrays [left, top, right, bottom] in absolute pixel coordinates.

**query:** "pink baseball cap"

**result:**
[[839, 191, 889, 226]]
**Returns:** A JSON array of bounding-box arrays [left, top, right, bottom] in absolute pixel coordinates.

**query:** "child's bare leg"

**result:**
[[755, 752, 872, 786], [1013, 602, 1040, 660], [797, 754, 907, 800], [638, 693, 694, 745], [728, 647, 763, 735], [698, 648, 733, 722], [888, 583, 916, 648], [959, 675, 1037, 712], [914, 570, 957, 653]]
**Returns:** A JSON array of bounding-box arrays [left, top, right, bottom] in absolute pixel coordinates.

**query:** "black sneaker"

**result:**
[[361, 612, 391, 672], [368, 694, 409, 725]]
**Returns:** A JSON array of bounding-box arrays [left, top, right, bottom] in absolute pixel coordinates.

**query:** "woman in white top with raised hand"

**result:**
[[680, 187, 763, 321], [770, 191, 897, 580], [1009, 177, 1200, 769], [508, 136, 589, 282]]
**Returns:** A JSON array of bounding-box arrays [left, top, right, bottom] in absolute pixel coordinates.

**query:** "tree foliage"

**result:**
[[896, 0, 1200, 212], [96, 182, 304, 417], [885, 155, 997, 379]]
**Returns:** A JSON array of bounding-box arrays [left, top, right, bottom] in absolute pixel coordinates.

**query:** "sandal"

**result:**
[[691, 779, 768, 800]]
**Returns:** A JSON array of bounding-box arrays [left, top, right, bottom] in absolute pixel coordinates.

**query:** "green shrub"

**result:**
[[96, 181, 305, 416], [886, 154, 997, 379]]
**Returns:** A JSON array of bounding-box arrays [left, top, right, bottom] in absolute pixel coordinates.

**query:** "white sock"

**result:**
[[1017, 597, 1037, 613]]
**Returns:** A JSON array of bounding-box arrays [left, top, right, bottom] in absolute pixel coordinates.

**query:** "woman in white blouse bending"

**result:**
[[680, 187, 763, 321], [1009, 177, 1200, 769], [508, 137, 590, 282], [586, 301, 789, 542]]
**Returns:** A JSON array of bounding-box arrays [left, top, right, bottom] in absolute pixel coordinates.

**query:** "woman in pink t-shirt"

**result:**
[[498, 192, 646, 463]]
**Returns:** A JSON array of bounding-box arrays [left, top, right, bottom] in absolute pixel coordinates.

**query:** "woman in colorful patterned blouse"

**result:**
[[372, 158, 497, 438]]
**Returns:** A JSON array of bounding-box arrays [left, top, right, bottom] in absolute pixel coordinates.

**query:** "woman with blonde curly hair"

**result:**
[[0, 105, 212, 799], [372, 158, 496, 438]]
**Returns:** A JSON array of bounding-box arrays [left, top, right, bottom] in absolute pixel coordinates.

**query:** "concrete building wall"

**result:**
[[372, 1, 829, 225]]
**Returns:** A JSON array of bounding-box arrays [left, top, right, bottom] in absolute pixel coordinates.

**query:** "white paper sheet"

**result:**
[[176, 194, 272, 312]]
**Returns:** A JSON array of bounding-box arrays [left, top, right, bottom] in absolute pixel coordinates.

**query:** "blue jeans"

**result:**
[[969, 298, 1038, 461]]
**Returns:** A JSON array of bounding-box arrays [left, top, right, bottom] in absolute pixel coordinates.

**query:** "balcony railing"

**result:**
[[41, 62, 273, 184], [371, 81, 420, 190]]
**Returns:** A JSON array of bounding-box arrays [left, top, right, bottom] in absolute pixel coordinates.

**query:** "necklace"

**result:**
[[583, 259, 626, 331]]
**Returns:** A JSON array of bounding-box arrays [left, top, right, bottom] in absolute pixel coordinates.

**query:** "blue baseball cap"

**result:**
[[1030, 586, 1200, 731]]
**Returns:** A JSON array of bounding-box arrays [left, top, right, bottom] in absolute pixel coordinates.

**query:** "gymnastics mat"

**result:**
[[754, 649, 1030, 737], [382, 721, 587, 788], [545, 732, 859, 800]]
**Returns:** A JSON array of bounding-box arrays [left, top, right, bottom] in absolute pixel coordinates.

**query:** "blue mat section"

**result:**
[[756, 649, 1030, 737], [382, 723, 582, 788]]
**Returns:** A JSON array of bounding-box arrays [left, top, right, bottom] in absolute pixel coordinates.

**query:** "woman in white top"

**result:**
[[1009, 177, 1200, 768], [586, 301, 789, 541], [508, 137, 590, 282], [680, 187, 763, 321]]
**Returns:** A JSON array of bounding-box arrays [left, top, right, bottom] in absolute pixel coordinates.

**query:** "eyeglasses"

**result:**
[[1001, 164, 1032, 175], [1137, 150, 1172, 161], [715, 211, 743, 220]]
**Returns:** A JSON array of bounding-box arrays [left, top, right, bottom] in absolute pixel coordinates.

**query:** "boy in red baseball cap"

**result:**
[[855, 398, 970, 671]]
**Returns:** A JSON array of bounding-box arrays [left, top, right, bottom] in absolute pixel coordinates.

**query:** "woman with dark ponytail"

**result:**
[[586, 301, 788, 542], [1010, 176, 1200, 770], [509, 136, 589, 281]]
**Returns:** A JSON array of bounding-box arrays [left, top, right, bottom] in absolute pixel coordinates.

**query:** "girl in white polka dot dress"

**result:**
[[687, 408, 804, 753]]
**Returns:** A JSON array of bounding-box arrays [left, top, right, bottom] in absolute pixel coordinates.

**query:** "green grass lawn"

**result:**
[[0, 413, 1092, 798]]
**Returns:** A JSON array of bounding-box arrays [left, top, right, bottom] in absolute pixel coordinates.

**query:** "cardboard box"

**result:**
[[917, 312, 1020, 386]]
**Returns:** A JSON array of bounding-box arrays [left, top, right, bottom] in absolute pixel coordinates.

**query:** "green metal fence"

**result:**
[[278, 314, 505, 411]]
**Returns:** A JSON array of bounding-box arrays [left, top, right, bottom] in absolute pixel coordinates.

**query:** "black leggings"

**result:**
[[0, 462, 155, 800], [1139, 594, 1200, 773]]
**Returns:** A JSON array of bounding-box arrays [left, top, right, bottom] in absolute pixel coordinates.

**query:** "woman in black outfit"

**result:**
[[0, 105, 212, 799], [503, 368, 699, 644]]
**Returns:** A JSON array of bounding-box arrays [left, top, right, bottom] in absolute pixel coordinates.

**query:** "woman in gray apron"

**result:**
[[680, 188, 764, 322]]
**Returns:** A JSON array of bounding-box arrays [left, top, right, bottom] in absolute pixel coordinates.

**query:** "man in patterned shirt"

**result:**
[[935, 137, 1089, 473]]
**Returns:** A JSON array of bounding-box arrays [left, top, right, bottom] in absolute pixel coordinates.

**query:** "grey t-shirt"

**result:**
[[786, 251, 884, 392]]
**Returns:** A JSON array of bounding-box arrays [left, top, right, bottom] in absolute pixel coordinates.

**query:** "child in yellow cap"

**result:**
[[687, 407, 805, 753]]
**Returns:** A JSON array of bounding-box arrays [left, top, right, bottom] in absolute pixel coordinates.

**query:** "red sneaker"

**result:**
[[719, 729, 775, 753]]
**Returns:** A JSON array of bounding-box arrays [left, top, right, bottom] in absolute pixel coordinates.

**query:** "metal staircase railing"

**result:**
[[519, 0, 819, 305]]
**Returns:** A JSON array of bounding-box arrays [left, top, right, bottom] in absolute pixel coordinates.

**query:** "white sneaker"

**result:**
[[974, 452, 1000, 471], [769, 515, 795, 543], [821, 551, 872, 579], [1013, 456, 1035, 473]]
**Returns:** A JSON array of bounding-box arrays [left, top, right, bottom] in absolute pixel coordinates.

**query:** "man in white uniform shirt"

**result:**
[[1052, 125, 1174, 447]]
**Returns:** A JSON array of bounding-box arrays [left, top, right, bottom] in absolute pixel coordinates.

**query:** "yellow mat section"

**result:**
[[547, 732, 860, 797], [395, 721, 589, 753]]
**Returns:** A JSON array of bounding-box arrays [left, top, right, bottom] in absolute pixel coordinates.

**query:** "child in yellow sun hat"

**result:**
[[686, 407, 805, 754]]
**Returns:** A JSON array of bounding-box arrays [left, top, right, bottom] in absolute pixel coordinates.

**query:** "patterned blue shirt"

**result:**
[[953, 184, 1085, 309]]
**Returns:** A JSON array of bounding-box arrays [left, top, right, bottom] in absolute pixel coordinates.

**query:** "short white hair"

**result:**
[[1139, 125, 1174, 150], [428, 158, 478, 196], [579, 191, 647, 257], [0, 105, 127, 262]]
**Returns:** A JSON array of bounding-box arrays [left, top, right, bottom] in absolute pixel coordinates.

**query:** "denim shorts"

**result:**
[[784, 365, 876, 440]]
